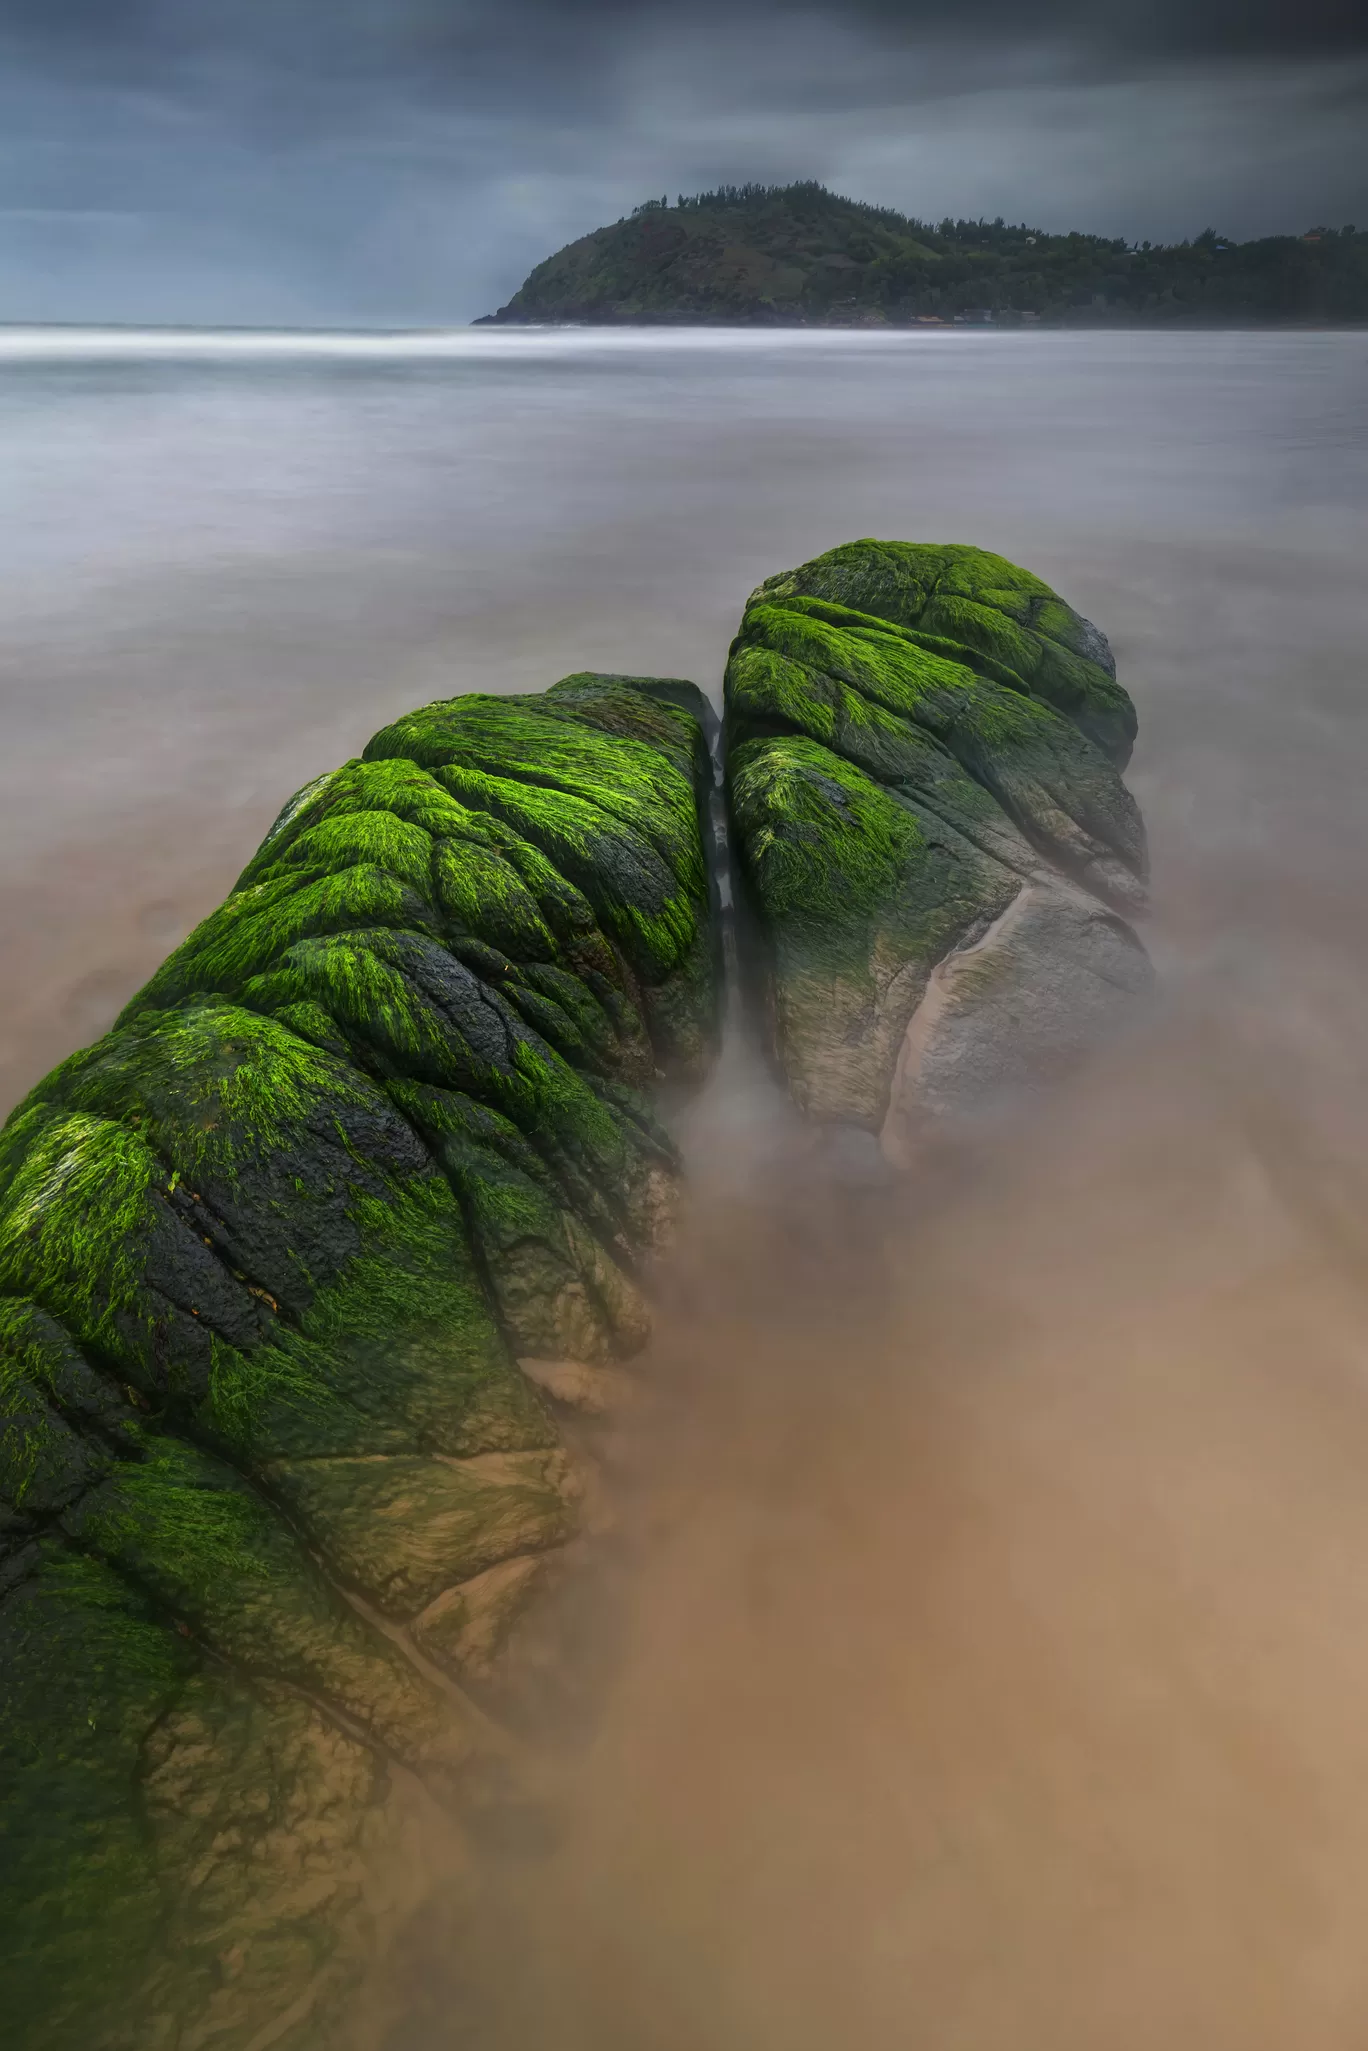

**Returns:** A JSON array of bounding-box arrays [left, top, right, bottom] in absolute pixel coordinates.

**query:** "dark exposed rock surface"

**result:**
[[0, 675, 718, 2051], [725, 540, 1152, 1154]]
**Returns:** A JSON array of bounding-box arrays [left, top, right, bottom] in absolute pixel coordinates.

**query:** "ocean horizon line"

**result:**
[[0, 322, 1011, 364]]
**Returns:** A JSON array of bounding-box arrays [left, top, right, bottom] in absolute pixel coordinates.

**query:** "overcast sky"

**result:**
[[1, 0, 1364, 326]]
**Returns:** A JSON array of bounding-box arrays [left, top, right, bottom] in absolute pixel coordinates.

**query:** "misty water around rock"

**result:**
[[4, 326, 1368, 2044], [346, 944, 1368, 2050]]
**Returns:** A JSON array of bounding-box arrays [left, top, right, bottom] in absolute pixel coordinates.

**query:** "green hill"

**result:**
[[479, 181, 1367, 327]]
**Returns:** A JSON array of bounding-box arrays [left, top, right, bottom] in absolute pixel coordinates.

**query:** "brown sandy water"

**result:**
[[4, 325, 1368, 2043], [363, 977, 1368, 2051]]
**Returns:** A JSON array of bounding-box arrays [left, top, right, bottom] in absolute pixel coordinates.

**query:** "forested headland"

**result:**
[[480, 182, 1367, 326]]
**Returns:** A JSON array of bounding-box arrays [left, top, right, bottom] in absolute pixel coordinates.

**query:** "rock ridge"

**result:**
[[2, 550, 1154, 2047], [0, 672, 719, 2051]]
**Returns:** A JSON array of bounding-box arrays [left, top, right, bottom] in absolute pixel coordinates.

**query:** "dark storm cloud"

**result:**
[[804, 0, 1366, 61], [0, 0, 1364, 323], [6, 0, 1366, 69]]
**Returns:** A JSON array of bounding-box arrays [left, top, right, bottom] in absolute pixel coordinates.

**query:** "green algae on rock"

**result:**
[[725, 540, 1152, 1152], [0, 674, 718, 2051]]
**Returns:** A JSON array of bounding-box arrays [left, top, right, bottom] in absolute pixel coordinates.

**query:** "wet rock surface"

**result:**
[[0, 674, 718, 2051], [3, 555, 1151, 2046], [725, 540, 1152, 1149]]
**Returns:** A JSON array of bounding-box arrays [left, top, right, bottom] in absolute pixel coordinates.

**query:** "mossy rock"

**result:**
[[0, 676, 718, 2049], [725, 541, 1152, 1146], [750, 538, 1136, 763]]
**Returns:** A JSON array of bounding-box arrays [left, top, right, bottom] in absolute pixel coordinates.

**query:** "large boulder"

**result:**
[[725, 541, 1152, 1156], [0, 675, 718, 2051]]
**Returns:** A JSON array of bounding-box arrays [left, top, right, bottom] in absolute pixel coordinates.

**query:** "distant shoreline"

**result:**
[[477, 314, 1368, 332], [1, 318, 1363, 343]]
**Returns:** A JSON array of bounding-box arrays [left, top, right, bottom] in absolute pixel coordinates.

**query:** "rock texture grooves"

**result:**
[[724, 540, 1152, 1154], [0, 674, 718, 2051]]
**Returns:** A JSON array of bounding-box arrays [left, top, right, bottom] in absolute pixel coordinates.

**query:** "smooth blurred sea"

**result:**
[[1, 324, 1365, 1109]]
